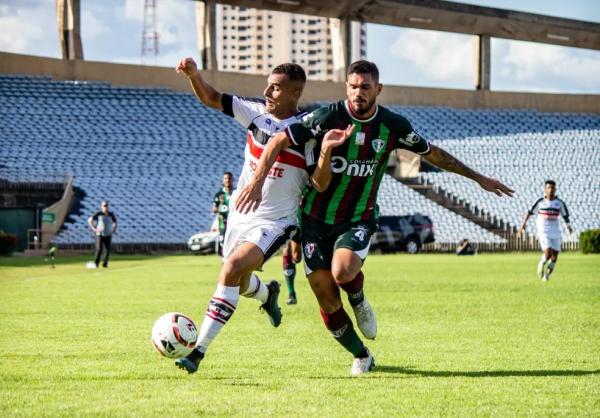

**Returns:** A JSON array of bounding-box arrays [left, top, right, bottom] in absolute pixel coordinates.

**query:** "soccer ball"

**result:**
[[151, 312, 198, 359]]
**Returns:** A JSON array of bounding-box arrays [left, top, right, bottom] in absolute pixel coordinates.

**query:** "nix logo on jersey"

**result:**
[[331, 157, 377, 177]]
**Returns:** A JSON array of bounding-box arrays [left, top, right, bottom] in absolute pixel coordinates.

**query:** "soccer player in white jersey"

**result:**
[[517, 180, 573, 281], [174, 57, 309, 374]]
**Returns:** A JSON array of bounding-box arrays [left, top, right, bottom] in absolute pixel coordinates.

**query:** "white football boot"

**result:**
[[350, 349, 375, 376], [352, 297, 377, 340], [537, 261, 546, 279]]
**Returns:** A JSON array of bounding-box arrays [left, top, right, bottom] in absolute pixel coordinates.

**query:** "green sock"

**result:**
[[283, 256, 296, 296], [320, 307, 366, 357]]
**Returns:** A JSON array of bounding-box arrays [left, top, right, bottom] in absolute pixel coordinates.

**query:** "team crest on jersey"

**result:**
[[304, 243, 315, 259], [372, 138, 385, 153]]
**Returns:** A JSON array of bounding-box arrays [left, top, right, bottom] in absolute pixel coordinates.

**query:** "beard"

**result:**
[[351, 97, 376, 116]]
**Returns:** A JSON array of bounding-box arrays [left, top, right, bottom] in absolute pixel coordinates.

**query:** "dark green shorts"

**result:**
[[290, 227, 302, 244], [300, 215, 378, 274]]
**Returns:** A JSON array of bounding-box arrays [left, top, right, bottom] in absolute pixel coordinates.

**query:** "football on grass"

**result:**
[[151, 312, 198, 359]]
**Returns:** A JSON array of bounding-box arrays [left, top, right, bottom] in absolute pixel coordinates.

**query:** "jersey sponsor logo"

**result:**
[[401, 131, 421, 146], [249, 159, 285, 178], [304, 243, 315, 259], [371, 138, 384, 153], [331, 156, 377, 177]]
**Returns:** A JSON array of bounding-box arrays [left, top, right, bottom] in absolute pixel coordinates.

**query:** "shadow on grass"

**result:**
[[376, 366, 600, 378]]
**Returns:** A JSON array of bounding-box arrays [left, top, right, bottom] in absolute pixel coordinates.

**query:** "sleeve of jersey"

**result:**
[[528, 198, 542, 215], [221, 93, 265, 128], [285, 106, 330, 147], [559, 200, 570, 223], [392, 116, 431, 155], [110, 213, 117, 223], [92, 212, 100, 221]]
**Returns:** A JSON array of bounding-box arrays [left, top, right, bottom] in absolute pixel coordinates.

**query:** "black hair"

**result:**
[[545, 180, 556, 187], [271, 63, 307, 84], [347, 60, 379, 83], [223, 171, 233, 178]]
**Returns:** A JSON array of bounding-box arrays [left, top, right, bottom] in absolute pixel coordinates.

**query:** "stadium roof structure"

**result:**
[[211, 0, 600, 50]]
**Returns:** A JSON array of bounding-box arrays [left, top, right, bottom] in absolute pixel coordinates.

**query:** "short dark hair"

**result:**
[[223, 171, 233, 178], [347, 60, 379, 83], [271, 63, 306, 84], [545, 180, 556, 187]]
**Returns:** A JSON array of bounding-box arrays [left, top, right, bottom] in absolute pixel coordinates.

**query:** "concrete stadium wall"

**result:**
[[1, 52, 599, 114]]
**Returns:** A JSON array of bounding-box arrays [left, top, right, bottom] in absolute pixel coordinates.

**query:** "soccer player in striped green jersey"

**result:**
[[237, 60, 514, 376]]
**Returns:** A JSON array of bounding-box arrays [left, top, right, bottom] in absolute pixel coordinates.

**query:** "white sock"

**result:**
[[546, 261, 556, 277], [240, 273, 269, 304], [195, 284, 239, 353], [539, 254, 548, 264]]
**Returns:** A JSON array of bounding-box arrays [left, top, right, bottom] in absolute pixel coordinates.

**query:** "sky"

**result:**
[[0, 0, 599, 93]]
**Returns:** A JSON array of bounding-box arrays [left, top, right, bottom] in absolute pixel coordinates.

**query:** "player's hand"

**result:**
[[175, 57, 198, 77], [515, 227, 524, 238], [322, 124, 355, 151], [567, 225, 574, 234], [477, 176, 514, 197], [235, 180, 264, 214]]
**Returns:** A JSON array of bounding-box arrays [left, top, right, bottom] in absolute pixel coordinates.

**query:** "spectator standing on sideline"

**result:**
[[88, 201, 117, 268], [213, 171, 234, 255]]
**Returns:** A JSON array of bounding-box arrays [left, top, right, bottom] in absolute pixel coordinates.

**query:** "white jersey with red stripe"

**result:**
[[528, 196, 570, 239], [221, 93, 309, 222]]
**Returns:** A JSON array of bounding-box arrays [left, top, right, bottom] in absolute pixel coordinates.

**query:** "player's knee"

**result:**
[[331, 263, 356, 283], [221, 257, 248, 281]]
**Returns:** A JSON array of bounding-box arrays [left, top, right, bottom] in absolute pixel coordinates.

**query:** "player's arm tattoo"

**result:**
[[423, 144, 483, 182]]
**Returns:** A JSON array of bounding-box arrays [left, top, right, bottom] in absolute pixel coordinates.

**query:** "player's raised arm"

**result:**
[[175, 57, 223, 110], [423, 144, 514, 197], [310, 124, 355, 192], [235, 131, 291, 214]]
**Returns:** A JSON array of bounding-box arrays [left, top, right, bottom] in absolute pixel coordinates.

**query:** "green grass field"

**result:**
[[1, 253, 599, 417]]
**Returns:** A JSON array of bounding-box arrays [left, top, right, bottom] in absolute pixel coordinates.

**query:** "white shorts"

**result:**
[[538, 235, 561, 251], [222, 210, 298, 262]]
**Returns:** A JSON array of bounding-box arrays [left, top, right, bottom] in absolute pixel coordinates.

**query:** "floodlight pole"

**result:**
[[56, 0, 84, 60]]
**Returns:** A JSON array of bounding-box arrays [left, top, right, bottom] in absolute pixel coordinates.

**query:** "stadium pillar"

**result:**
[[473, 34, 490, 90], [330, 18, 352, 82], [56, 0, 84, 60], [196, 1, 217, 70]]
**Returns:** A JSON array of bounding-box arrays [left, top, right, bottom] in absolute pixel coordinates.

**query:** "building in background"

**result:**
[[215, 5, 366, 81]]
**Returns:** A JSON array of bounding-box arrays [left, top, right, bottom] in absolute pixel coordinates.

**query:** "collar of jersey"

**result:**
[[344, 99, 379, 123]]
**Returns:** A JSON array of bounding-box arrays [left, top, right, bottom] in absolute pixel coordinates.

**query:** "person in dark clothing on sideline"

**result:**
[[88, 201, 117, 268], [456, 238, 476, 255]]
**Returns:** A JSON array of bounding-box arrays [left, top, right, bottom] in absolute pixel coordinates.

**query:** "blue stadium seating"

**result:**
[[1, 75, 598, 245]]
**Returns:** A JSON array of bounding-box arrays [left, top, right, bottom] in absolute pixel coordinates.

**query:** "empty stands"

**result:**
[[1, 75, 598, 246]]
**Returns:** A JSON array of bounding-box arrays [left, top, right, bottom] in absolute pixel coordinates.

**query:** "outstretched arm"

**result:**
[[175, 57, 223, 110], [423, 144, 514, 197], [235, 132, 290, 214]]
